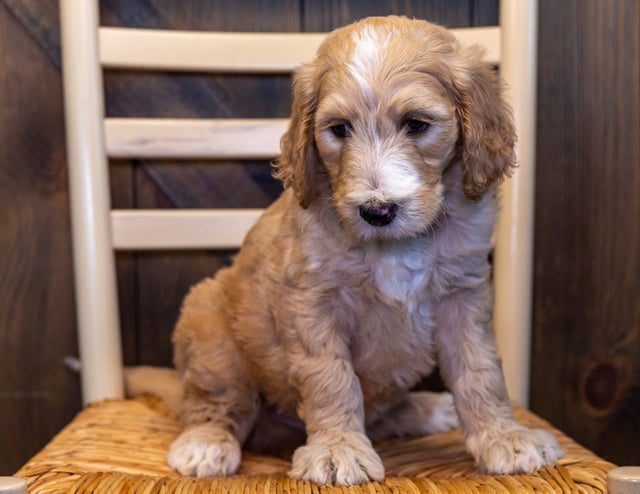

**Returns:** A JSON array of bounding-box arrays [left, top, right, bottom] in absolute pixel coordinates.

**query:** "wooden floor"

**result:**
[[0, 0, 638, 475]]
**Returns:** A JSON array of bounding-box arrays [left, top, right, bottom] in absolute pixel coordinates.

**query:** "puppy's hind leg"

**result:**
[[168, 278, 260, 478], [367, 391, 459, 442]]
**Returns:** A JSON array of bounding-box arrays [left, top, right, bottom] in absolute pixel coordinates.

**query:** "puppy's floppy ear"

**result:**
[[452, 47, 517, 201], [273, 62, 321, 209]]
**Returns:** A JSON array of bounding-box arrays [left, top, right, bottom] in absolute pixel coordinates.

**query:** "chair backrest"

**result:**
[[59, 0, 538, 406]]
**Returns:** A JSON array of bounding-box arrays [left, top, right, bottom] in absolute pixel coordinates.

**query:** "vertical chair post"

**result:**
[[493, 0, 538, 406], [59, 0, 124, 404]]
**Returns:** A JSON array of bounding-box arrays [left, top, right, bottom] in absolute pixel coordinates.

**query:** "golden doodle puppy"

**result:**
[[166, 15, 562, 485]]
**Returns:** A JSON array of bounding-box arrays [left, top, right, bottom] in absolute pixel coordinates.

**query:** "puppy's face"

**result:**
[[314, 26, 459, 241], [275, 16, 516, 243]]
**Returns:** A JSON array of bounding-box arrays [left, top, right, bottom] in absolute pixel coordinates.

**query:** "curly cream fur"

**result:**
[[168, 16, 561, 485]]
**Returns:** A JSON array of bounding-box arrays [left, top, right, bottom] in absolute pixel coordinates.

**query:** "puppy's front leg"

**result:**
[[435, 287, 563, 475], [288, 351, 384, 485]]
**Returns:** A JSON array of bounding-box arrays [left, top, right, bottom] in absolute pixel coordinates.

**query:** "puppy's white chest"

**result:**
[[369, 243, 431, 308], [352, 243, 437, 391]]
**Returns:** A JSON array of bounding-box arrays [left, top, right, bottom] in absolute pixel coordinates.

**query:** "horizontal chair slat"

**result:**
[[111, 209, 263, 250], [105, 118, 288, 159], [98, 27, 500, 73], [99, 28, 326, 73]]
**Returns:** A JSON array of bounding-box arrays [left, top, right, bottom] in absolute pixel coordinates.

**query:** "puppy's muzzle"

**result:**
[[359, 201, 398, 226]]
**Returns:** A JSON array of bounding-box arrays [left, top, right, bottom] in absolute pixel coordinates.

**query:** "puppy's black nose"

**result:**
[[359, 202, 398, 226]]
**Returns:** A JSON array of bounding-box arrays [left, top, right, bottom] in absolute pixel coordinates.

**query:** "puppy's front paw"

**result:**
[[467, 425, 563, 475], [168, 423, 241, 477], [289, 430, 384, 485]]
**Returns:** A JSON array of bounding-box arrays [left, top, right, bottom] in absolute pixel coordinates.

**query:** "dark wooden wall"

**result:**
[[530, 0, 640, 466], [0, 0, 637, 475], [0, 0, 79, 475]]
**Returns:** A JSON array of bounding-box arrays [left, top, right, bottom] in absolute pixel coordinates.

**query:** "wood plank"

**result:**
[[471, 0, 499, 26], [105, 118, 288, 159], [109, 162, 137, 367], [302, 0, 477, 31], [111, 209, 262, 250], [140, 161, 282, 209], [100, 0, 302, 32], [3, 0, 62, 68], [532, 0, 640, 465], [0, 3, 80, 474]]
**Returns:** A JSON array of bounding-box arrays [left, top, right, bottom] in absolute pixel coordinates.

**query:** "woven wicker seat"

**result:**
[[17, 397, 614, 493]]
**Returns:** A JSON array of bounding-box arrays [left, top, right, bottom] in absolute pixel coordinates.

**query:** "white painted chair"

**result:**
[[13, 0, 619, 492], [63, 0, 535, 408]]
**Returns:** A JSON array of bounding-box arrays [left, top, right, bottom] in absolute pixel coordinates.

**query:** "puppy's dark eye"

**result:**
[[405, 119, 430, 135], [330, 122, 351, 138]]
